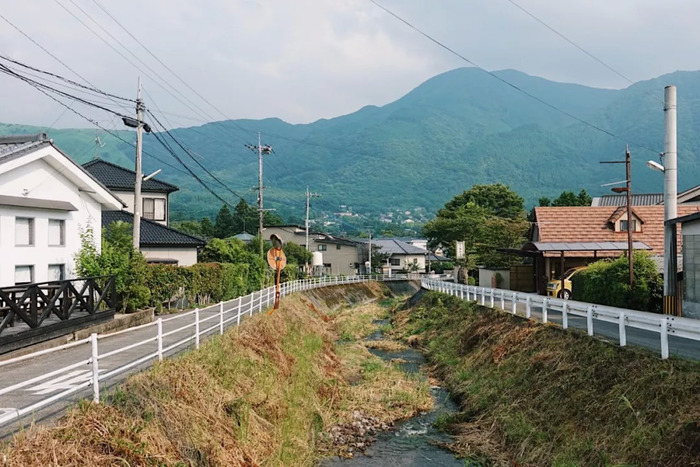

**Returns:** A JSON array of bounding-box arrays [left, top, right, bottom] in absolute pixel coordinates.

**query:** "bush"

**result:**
[[571, 251, 662, 313]]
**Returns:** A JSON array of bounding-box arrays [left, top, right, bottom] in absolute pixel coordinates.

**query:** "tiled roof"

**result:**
[[374, 239, 428, 255], [0, 134, 52, 163], [102, 211, 204, 248], [533, 205, 700, 257], [593, 193, 664, 206], [83, 159, 179, 193]]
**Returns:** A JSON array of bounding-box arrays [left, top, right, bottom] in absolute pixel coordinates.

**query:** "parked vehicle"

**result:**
[[547, 266, 587, 299]]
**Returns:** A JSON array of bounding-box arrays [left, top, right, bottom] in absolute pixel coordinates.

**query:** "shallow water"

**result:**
[[321, 320, 464, 466]]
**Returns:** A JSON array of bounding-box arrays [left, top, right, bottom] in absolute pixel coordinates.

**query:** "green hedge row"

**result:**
[[571, 251, 663, 313]]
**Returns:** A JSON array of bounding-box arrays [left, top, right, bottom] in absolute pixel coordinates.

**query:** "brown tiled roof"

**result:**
[[534, 205, 700, 257]]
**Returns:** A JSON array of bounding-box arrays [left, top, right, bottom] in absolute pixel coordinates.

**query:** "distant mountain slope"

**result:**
[[1, 67, 696, 223]]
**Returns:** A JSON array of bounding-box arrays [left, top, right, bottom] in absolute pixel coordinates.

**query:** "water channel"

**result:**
[[322, 320, 466, 466]]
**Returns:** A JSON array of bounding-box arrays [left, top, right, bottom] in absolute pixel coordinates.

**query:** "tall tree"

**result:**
[[214, 205, 236, 238]]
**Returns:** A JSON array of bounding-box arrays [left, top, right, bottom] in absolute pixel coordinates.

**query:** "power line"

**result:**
[[368, 0, 660, 156]]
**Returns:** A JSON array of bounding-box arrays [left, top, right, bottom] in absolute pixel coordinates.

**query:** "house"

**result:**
[[0, 134, 124, 286], [667, 212, 700, 319], [83, 159, 178, 226], [83, 159, 204, 266], [264, 225, 362, 276], [526, 205, 700, 294], [591, 184, 700, 207], [373, 238, 428, 274]]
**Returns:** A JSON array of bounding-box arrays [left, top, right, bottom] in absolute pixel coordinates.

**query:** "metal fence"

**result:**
[[422, 277, 700, 360], [0, 274, 412, 428]]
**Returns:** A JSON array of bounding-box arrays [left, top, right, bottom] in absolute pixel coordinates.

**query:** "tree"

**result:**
[[423, 184, 528, 267], [283, 241, 312, 266], [214, 205, 236, 238], [200, 217, 215, 239]]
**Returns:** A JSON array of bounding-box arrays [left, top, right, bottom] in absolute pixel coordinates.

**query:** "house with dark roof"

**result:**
[[82, 158, 204, 266], [83, 159, 178, 226], [264, 225, 362, 275], [373, 238, 429, 273], [591, 184, 700, 207], [0, 134, 124, 286]]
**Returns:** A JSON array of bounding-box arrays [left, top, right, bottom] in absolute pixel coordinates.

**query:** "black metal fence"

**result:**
[[0, 276, 115, 336]]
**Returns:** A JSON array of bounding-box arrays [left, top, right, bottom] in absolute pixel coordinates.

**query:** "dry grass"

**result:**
[[1, 286, 430, 467], [363, 339, 409, 352]]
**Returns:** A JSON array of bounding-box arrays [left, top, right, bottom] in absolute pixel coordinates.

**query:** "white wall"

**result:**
[[478, 268, 511, 290], [113, 190, 169, 226], [141, 247, 198, 266], [0, 158, 103, 286], [389, 254, 426, 272]]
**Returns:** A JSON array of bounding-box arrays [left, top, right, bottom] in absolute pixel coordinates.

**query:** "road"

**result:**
[[0, 292, 260, 439]]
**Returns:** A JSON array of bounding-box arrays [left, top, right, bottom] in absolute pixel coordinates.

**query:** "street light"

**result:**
[[646, 160, 665, 172]]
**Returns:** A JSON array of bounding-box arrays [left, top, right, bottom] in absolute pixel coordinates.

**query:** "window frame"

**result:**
[[48, 264, 66, 282], [390, 257, 401, 266], [143, 197, 167, 222], [48, 219, 66, 247], [15, 265, 34, 285], [318, 244, 327, 252], [15, 217, 35, 246]]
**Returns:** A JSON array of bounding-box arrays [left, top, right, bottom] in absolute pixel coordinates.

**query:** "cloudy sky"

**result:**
[[1, 0, 699, 130]]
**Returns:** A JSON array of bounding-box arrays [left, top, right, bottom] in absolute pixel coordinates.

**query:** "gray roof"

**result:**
[[83, 159, 179, 193], [528, 241, 652, 252], [233, 232, 255, 242], [374, 238, 428, 255], [592, 193, 663, 206], [0, 134, 52, 164], [103, 211, 205, 248]]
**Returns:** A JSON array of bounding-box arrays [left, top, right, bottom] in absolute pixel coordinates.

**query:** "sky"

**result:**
[[1, 0, 700, 130]]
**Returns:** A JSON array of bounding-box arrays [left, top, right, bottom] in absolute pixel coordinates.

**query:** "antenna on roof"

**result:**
[[93, 130, 106, 159]]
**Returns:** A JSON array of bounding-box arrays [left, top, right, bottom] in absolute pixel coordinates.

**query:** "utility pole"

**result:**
[[368, 231, 372, 275], [246, 133, 273, 258], [133, 78, 144, 250], [601, 147, 634, 287], [305, 186, 321, 272], [663, 85, 678, 314]]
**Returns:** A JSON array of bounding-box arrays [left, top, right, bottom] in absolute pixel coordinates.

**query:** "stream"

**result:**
[[322, 320, 465, 466]]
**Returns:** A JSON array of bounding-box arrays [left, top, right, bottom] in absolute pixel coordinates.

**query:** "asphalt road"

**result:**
[[0, 292, 262, 439]]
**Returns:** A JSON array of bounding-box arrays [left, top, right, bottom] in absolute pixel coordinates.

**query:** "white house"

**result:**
[[373, 238, 428, 274], [0, 134, 124, 286]]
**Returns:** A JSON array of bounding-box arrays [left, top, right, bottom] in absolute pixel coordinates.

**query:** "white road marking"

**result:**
[[25, 370, 98, 395]]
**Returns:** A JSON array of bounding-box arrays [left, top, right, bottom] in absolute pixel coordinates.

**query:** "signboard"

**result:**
[[455, 241, 465, 260]]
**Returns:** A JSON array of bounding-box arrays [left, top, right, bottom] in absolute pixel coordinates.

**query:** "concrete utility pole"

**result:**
[[664, 85, 678, 314], [368, 231, 372, 275], [133, 78, 144, 250], [246, 133, 273, 259], [305, 186, 321, 271]]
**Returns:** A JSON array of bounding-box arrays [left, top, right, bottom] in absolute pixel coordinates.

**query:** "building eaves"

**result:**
[[102, 210, 205, 247], [83, 158, 179, 193]]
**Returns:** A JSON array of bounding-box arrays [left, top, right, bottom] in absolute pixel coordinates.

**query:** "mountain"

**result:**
[[1, 67, 696, 225]]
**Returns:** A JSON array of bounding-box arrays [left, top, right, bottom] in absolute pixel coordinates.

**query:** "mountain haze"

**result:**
[[1, 67, 698, 224]]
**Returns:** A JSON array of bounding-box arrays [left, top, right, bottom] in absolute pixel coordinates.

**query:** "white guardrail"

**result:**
[[422, 277, 700, 360], [0, 274, 415, 427]]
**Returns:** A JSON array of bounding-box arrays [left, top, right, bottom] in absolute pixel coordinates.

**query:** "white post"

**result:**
[[663, 86, 678, 314], [195, 308, 201, 348], [481, 288, 486, 306], [157, 318, 163, 361], [490, 289, 494, 308], [526, 295, 531, 318], [237, 297, 242, 326], [219, 301, 224, 335], [587, 306, 594, 336], [660, 316, 669, 359], [542, 298, 548, 323], [500, 291, 505, 310], [619, 311, 627, 346], [460, 288, 464, 300], [250, 292, 254, 316], [511, 293, 517, 314], [562, 303, 568, 329], [91, 333, 99, 403]]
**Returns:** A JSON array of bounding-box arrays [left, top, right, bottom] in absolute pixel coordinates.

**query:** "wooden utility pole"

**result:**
[[133, 78, 144, 250], [602, 147, 634, 287]]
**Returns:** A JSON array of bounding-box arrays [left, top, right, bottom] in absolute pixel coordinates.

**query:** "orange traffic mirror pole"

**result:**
[[266, 234, 286, 313]]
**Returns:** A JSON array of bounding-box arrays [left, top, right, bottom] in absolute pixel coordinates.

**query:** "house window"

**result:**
[[318, 244, 327, 251], [143, 198, 166, 221], [413, 258, 418, 264], [336, 244, 342, 250], [48, 219, 65, 246], [15, 217, 34, 246], [620, 219, 637, 232], [390, 258, 401, 266], [48, 264, 65, 281], [15, 265, 34, 285]]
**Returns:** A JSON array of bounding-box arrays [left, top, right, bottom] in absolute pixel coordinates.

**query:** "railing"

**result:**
[[422, 277, 700, 360], [0, 276, 115, 336], [0, 274, 415, 427]]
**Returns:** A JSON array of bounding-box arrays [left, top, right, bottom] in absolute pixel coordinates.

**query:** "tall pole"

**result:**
[[257, 132, 264, 259], [664, 85, 678, 314], [625, 146, 634, 287], [368, 231, 372, 275], [305, 186, 321, 272], [133, 77, 144, 250]]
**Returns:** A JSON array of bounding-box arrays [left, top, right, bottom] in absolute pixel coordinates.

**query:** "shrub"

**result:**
[[571, 251, 662, 313]]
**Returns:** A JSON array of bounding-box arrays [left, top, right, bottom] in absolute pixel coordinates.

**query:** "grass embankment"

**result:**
[[1, 288, 429, 466], [395, 291, 700, 466]]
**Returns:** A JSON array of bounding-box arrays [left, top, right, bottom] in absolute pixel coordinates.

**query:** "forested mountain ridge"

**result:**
[[1, 67, 698, 224]]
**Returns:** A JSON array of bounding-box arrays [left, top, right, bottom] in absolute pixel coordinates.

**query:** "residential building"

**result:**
[[83, 159, 204, 266], [0, 134, 124, 286], [526, 205, 700, 293], [83, 159, 178, 226], [591, 184, 700, 207], [667, 212, 700, 319], [264, 225, 361, 276], [373, 238, 428, 274]]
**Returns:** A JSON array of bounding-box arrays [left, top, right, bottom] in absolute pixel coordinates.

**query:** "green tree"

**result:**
[[214, 205, 236, 238], [423, 184, 528, 267], [200, 217, 215, 239], [283, 241, 312, 266]]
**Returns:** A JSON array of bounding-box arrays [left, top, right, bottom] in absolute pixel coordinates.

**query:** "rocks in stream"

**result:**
[[319, 410, 394, 458]]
